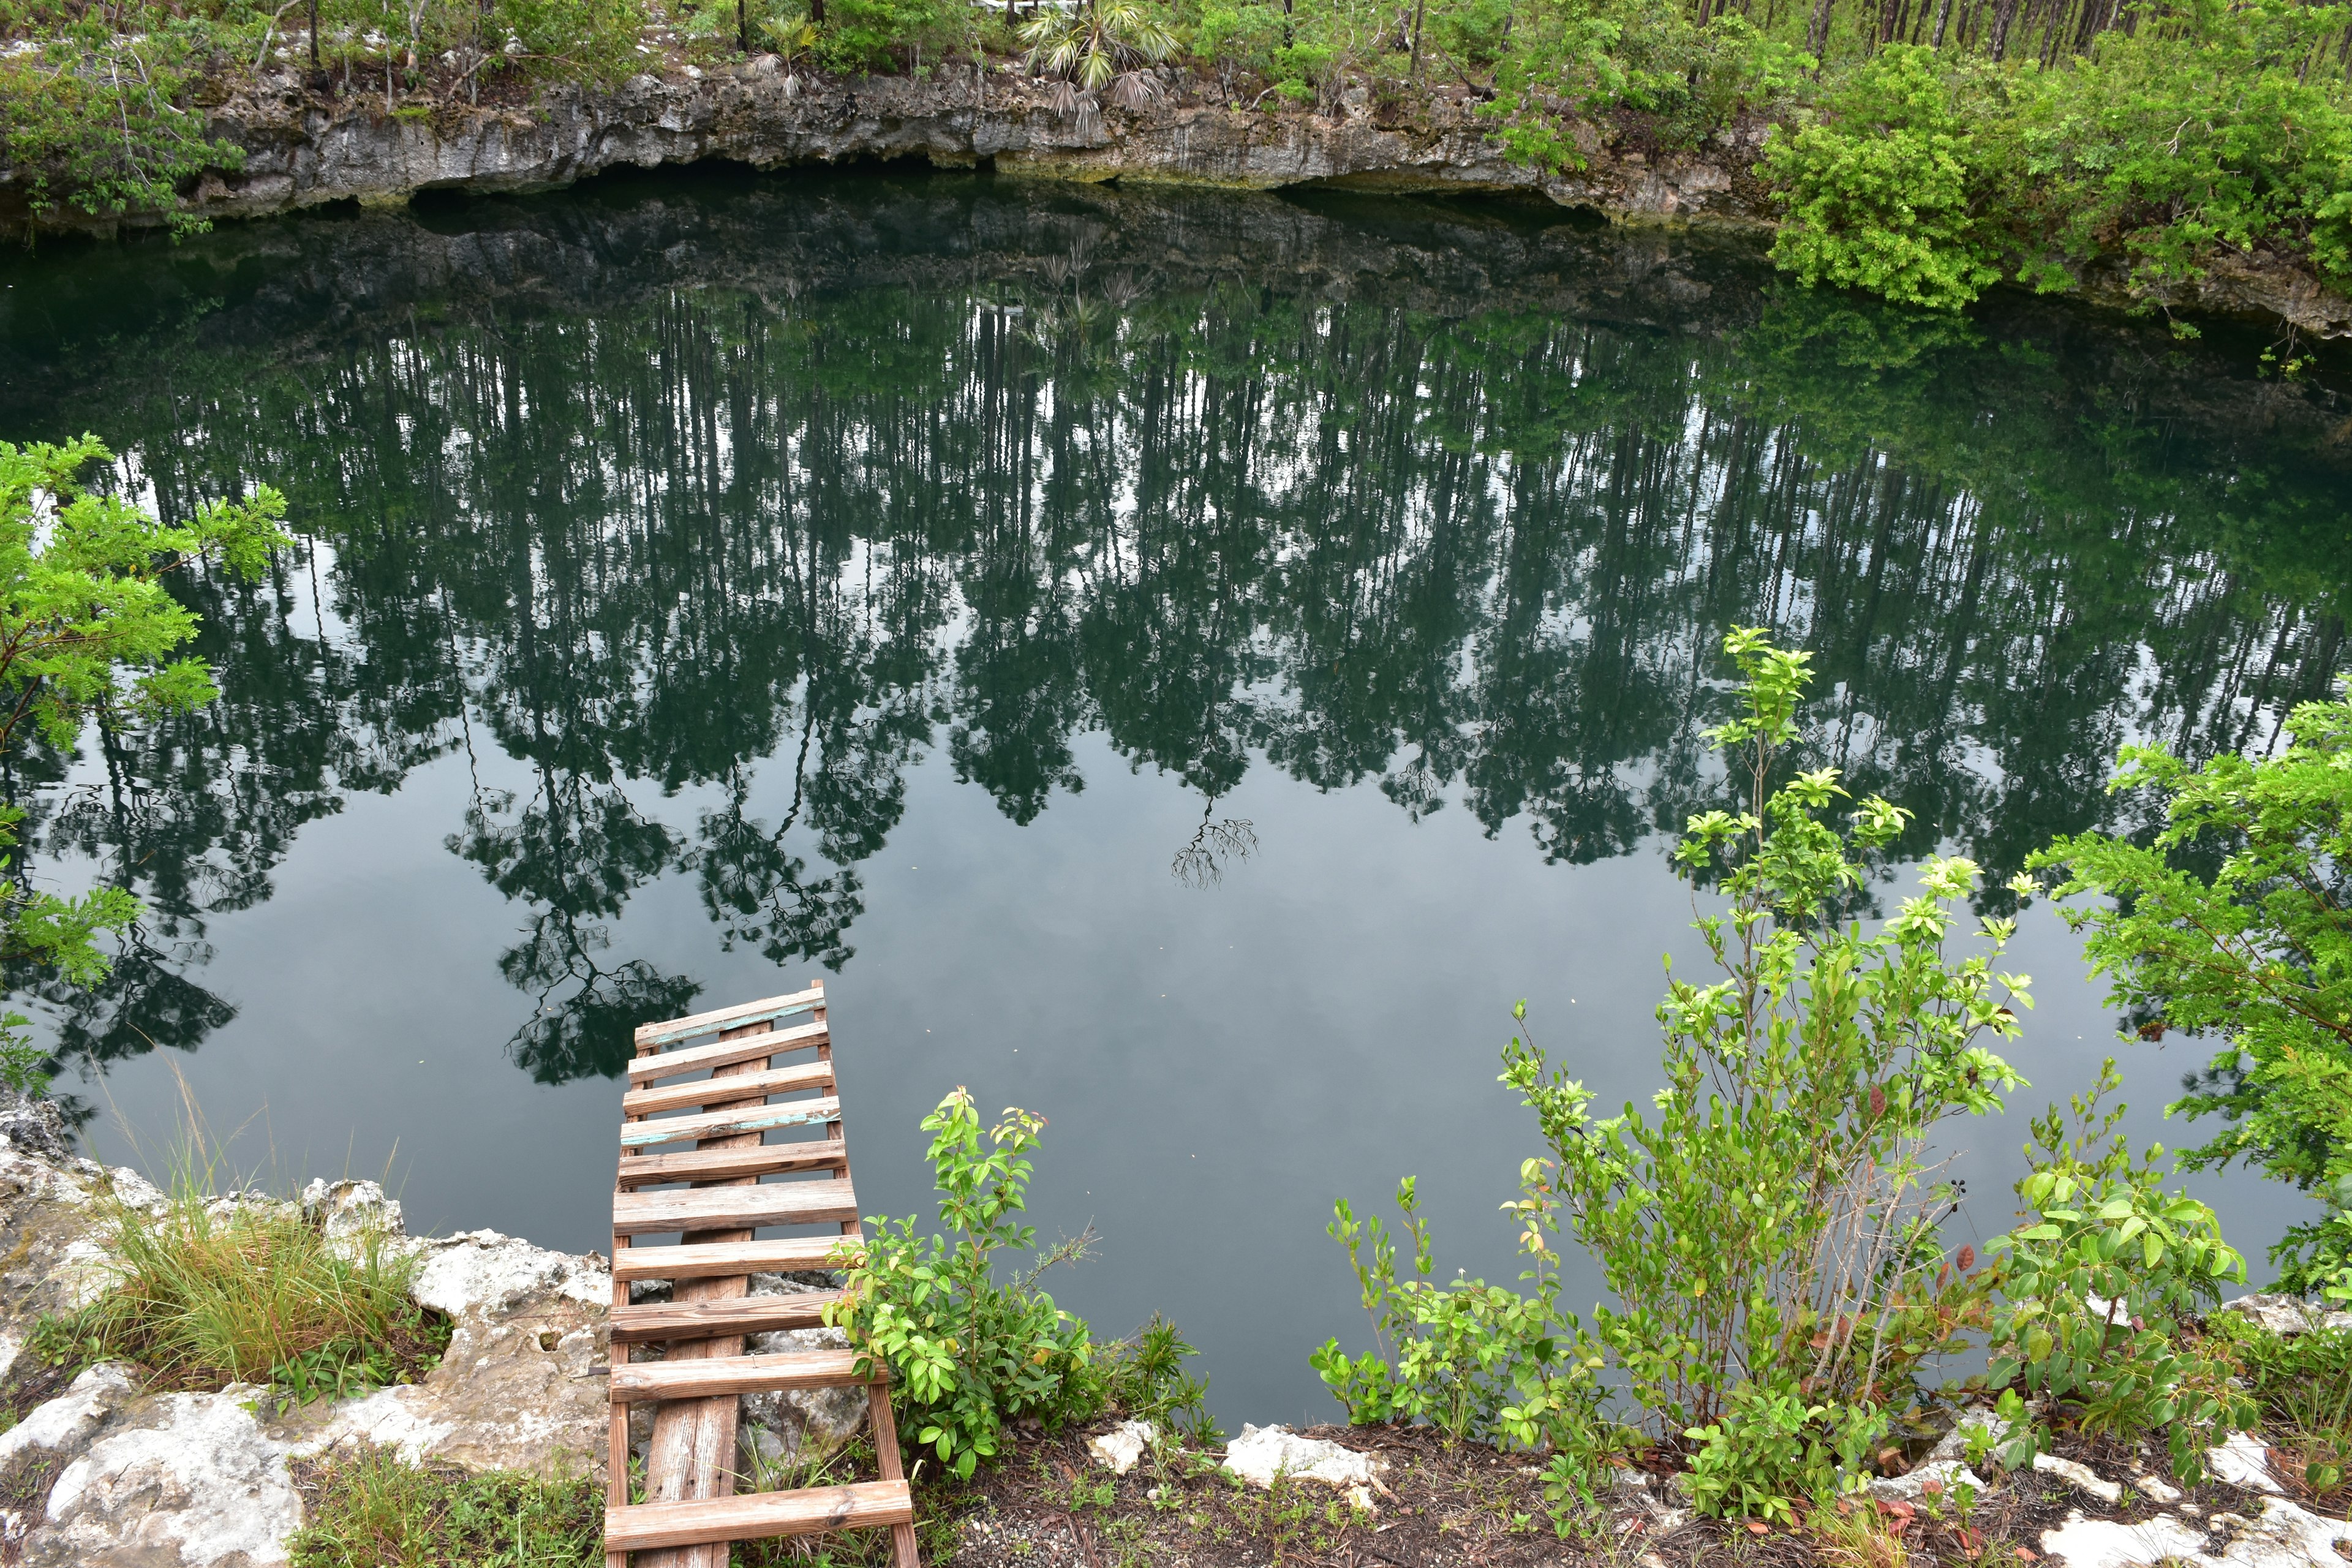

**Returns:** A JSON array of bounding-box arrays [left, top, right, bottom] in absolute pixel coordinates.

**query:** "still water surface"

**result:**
[[1, 168, 2347, 1425]]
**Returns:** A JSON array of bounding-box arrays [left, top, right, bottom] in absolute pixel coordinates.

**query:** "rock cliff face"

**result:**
[[12, 64, 2310, 339], [173, 66, 1770, 232]]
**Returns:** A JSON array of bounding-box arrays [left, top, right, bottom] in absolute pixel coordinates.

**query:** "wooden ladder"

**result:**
[[606, 981, 921, 1568]]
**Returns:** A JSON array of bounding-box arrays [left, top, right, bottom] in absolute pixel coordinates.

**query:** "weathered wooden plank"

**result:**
[[620, 1098, 840, 1149], [622, 1060, 833, 1118], [611, 1349, 879, 1403], [635, 987, 826, 1048], [609, 1235, 861, 1283], [627, 1020, 829, 1085], [639, 1022, 774, 1568], [613, 1140, 847, 1189], [609, 1292, 842, 1344], [603, 1483, 912, 1552], [611, 1180, 857, 1237]]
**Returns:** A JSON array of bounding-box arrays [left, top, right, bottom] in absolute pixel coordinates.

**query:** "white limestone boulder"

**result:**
[[2041, 1497, 2352, 1568], [288, 1229, 612, 1480], [1870, 1459, 1987, 1502], [1223, 1423, 1386, 1509], [2218, 1293, 2352, 1337], [22, 1388, 304, 1567], [1087, 1419, 1158, 1475]]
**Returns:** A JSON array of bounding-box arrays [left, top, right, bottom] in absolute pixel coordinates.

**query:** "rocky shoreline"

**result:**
[[0, 1093, 864, 1566], [0, 1097, 2346, 1565], [9, 62, 2349, 341]]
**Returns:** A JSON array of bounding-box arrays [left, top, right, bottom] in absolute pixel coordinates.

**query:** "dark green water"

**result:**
[[1, 168, 2348, 1425]]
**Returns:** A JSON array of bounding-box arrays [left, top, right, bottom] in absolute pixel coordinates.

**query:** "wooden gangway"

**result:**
[[605, 981, 919, 1567]]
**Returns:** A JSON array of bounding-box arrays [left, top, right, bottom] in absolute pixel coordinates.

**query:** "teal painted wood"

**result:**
[[638, 993, 824, 1047], [627, 1018, 829, 1082], [619, 1096, 842, 1147]]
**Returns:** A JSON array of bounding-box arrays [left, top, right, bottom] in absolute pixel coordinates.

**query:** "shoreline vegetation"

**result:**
[[2, 0, 2352, 341]]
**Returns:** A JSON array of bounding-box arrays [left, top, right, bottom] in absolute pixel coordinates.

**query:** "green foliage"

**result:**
[[816, 0, 973, 73], [1683, 1382, 1890, 1523], [1021, 0, 1175, 110], [0, 27, 245, 233], [1762, 47, 2002, 311], [2210, 1312, 2352, 1502], [0, 435, 287, 1095], [2028, 680, 2352, 1302], [1310, 1166, 1610, 1459], [285, 1446, 603, 1568], [1502, 627, 2027, 1431], [30, 1159, 447, 1399], [827, 1088, 1099, 1479], [1986, 1060, 2256, 1480]]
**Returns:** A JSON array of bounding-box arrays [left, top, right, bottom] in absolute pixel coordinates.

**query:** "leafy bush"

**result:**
[[2029, 680, 2352, 1304], [816, 0, 971, 73], [830, 1087, 1210, 1477], [31, 1166, 445, 1399], [1504, 627, 2027, 1432], [0, 28, 246, 233], [1986, 1060, 2255, 1480], [1310, 1166, 1609, 1457], [1761, 47, 2004, 310], [1684, 1382, 1890, 1524]]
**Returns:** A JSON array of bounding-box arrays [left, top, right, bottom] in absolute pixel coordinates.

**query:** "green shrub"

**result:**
[[1683, 1382, 1890, 1524], [2029, 679, 2352, 1304], [830, 1088, 1209, 1477], [1986, 1060, 2256, 1481], [1760, 46, 2005, 311], [0, 29, 246, 233], [1504, 627, 2027, 1432], [1310, 1166, 1610, 1456], [816, 0, 971, 72], [0, 436, 286, 1090]]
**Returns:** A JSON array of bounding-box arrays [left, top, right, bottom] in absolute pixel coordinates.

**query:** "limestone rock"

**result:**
[[1223, 1424, 1385, 1490], [403, 1228, 608, 1317], [2206, 1431, 2285, 1496], [288, 1231, 612, 1480], [300, 1177, 406, 1240], [1871, 1460, 1987, 1502], [2218, 1292, 2352, 1338], [0, 1361, 137, 1447], [1927, 1405, 2016, 1465], [1087, 1420, 1158, 1475], [2035, 1452, 2124, 1504], [0, 1088, 74, 1166], [25, 1389, 304, 1567], [2041, 1498, 2352, 1568]]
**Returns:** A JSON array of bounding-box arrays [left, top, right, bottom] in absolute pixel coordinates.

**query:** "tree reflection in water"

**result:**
[[1, 176, 2343, 1093]]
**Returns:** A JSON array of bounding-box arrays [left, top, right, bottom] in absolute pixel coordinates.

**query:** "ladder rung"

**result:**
[[610, 1348, 878, 1403], [622, 1061, 835, 1118], [616, 1140, 846, 1189], [628, 1019, 829, 1084], [609, 1291, 843, 1344], [612, 1179, 857, 1237], [636, 987, 827, 1048], [621, 1097, 839, 1149], [611, 1237, 861, 1283], [604, 1481, 911, 1551]]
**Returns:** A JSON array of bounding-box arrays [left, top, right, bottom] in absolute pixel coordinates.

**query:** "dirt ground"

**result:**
[[911, 1420, 2346, 1568]]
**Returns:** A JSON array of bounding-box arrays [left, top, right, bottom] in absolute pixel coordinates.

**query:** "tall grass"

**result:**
[[32, 1125, 445, 1400]]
